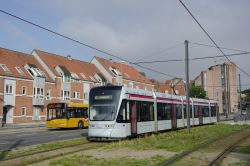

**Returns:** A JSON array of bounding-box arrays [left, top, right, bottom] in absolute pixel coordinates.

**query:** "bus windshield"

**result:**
[[89, 87, 121, 121], [47, 103, 67, 120]]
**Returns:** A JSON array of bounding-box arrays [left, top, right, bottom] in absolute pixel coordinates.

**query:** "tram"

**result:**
[[88, 86, 218, 140]]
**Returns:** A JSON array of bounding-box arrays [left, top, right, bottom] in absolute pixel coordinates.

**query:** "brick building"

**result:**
[[0, 48, 53, 125], [0, 48, 156, 125], [32, 49, 105, 104], [91, 56, 155, 91], [194, 63, 238, 115], [157, 79, 185, 95]]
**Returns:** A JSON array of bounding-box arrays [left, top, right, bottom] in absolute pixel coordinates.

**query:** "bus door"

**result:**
[[198, 106, 203, 125], [130, 101, 137, 136], [171, 104, 177, 129]]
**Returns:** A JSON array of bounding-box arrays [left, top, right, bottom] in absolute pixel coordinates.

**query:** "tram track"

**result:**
[[0, 141, 106, 166], [208, 133, 250, 166], [160, 129, 250, 166]]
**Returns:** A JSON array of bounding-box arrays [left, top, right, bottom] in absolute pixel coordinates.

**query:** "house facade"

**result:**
[[194, 63, 238, 115], [32, 50, 106, 104], [157, 79, 186, 95], [0, 47, 157, 125], [0, 48, 53, 125]]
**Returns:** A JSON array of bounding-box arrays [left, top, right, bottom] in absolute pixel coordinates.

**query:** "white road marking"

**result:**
[[0, 141, 9, 145]]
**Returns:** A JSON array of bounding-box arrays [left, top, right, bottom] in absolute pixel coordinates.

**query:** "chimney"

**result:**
[[67, 55, 72, 60]]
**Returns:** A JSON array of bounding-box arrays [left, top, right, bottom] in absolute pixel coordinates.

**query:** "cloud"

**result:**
[[2, 0, 250, 86], [0, 19, 38, 48]]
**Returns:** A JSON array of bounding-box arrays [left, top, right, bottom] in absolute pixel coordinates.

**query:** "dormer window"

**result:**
[[25, 64, 46, 78], [15, 67, 24, 75], [89, 76, 96, 82], [55, 65, 71, 82], [109, 66, 120, 76], [0, 64, 10, 72], [63, 75, 70, 83], [71, 72, 80, 80], [80, 73, 87, 79], [94, 73, 106, 83], [124, 73, 130, 78]]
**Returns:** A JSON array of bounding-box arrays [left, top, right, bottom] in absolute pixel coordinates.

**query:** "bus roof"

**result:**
[[68, 102, 88, 108]]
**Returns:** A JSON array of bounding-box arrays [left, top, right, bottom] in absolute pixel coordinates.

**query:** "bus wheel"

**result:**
[[78, 121, 83, 129]]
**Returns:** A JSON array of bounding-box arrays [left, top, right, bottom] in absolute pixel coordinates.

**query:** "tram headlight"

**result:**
[[105, 124, 114, 128]]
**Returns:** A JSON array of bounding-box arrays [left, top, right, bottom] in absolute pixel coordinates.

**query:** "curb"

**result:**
[[0, 123, 46, 130]]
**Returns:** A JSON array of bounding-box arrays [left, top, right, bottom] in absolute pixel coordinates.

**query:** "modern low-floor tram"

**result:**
[[88, 86, 218, 141]]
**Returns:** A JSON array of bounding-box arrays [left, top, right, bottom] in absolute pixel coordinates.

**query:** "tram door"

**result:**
[[198, 106, 203, 125], [171, 104, 177, 129], [130, 101, 137, 136]]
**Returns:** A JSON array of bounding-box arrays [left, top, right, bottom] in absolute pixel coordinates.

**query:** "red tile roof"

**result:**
[[34, 49, 101, 82], [94, 56, 153, 84], [159, 80, 185, 95], [0, 48, 53, 82]]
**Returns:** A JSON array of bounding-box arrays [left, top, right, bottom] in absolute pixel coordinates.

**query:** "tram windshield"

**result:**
[[89, 86, 121, 121]]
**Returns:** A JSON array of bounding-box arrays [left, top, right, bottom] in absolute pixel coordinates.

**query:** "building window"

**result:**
[[109, 66, 120, 75], [34, 87, 44, 99], [62, 76, 70, 83], [84, 92, 89, 100], [73, 92, 80, 99], [0, 64, 10, 72], [22, 86, 27, 95], [6, 84, 13, 94], [21, 107, 26, 116], [46, 89, 51, 100], [61, 90, 70, 100], [15, 66, 24, 74], [129, 82, 133, 88]]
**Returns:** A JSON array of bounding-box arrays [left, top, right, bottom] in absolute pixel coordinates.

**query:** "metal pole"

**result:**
[[239, 74, 242, 115], [185, 40, 190, 133]]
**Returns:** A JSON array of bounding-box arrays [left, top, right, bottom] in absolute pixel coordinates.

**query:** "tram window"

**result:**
[[184, 105, 192, 118], [202, 106, 209, 117], [176, 104, 182, 119], [157, 103, 171, 120], [183, 105, 186, 118], [137, 101, 154, 122], [211, 106, 216, 117], [117, 100, 130, 123], [194, 105, 199, 118]]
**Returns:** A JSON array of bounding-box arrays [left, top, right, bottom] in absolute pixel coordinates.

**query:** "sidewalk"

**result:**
[[0, 122, 46, 130], [220, 120, 250, 125]]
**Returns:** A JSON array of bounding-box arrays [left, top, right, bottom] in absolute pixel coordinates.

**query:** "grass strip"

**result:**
[[0, 137, 88, 160]]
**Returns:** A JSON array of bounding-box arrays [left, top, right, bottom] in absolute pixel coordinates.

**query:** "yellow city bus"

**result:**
[[46, 102, 88, 129]]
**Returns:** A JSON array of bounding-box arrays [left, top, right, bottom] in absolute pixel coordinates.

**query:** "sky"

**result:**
[[0, 0, 250, 90]]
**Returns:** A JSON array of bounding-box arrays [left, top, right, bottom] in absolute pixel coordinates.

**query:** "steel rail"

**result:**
[[160, 129, 245, 166], [209, 133, 250, 166]]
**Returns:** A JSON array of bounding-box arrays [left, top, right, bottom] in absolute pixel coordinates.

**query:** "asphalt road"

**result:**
[[0, 127, 88, 151]]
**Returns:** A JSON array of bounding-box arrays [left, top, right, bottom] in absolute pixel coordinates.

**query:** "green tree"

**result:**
[[242, 88, 250, 101], [189, 85, 207, 99]]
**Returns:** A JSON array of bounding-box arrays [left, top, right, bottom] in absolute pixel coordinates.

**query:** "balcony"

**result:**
[[33, 95, 45, 106]]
